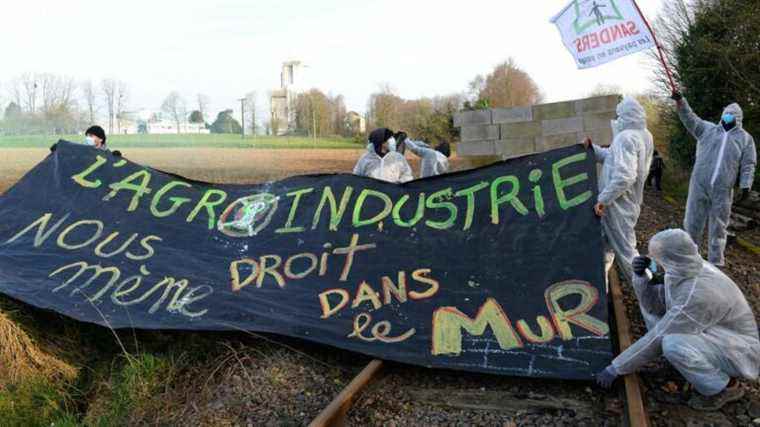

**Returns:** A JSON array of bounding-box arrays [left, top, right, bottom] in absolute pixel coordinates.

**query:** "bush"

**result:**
[[210, 110, 242, 134]]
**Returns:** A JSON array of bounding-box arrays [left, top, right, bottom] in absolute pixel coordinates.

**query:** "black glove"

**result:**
[[650, 272, 665, 286], [739, 188, 749, 203], [632, 256, 651, 276], [670, 91, 683, 101], [112, 150, 123, 157], [394, 131, 408, 143], [49, 143, 57, 153]]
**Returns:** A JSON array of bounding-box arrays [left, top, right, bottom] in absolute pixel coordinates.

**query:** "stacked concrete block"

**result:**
[[455, 95, 620, 159]]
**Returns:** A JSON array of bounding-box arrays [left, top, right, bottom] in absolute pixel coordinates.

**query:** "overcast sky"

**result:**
[[0, 0, 665, 119]]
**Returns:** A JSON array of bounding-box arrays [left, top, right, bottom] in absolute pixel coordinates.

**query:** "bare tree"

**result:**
[[36, 73, 77, 133], [21, 73, 39, 114], [468, 75, 485, 101], [330, 94, 347, 137], [472, 58, 543, 108], [245, 91, 257, 136], [648, 0, 692, 95], [39, 73, 75, 115], [115, 81, 130, 134], [81, 80, 98, 124], [162, 91, 187, 134], [102, 78, 117, 133], [8, 73, 39, 113], [7, 78, 21, 109], [367, 83, 402, 130], [197, 93, 210, 123]]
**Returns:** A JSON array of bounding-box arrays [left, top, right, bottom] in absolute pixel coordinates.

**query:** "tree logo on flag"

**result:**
[[572, 0, 624, 34]]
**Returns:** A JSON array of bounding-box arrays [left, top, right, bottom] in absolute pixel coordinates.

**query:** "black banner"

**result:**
[[0, 141, 612, 379]]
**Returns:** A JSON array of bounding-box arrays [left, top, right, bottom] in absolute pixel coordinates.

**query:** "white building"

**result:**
[[119, 109, 209, 134], [346, 111, 366, 135]]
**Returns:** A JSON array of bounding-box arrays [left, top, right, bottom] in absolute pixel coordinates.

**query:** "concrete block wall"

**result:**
[[455, 95, 620, 159]]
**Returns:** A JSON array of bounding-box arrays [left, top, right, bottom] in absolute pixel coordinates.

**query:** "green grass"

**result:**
[[0, 134, 363, 150], [0, 376, 79, 427], [84, 353, 183, 427]]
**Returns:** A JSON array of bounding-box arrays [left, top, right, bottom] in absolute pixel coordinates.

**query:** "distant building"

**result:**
[[346, 111, 366, 135], [118, 110, 209, 135], [270, 60, 308, 136]]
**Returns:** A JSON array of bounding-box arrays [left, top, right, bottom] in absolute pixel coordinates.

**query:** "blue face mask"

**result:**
[[722, 113, 735, 124]]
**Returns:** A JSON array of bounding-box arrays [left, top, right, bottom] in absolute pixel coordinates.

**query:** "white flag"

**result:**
[[551, 0, 655, 69]]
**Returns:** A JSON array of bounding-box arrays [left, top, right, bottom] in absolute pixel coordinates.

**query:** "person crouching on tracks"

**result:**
[[394, 131, 450, 178], [595, 229, 760, 411], [583, 96, 654, 287], [353, 128, 413, 184]]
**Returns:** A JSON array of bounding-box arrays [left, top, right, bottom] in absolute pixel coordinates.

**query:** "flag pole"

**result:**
[[631, 0, 677, 93]]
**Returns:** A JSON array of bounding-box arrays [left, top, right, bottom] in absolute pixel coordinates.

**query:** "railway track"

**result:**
[[309, 266, 650, 426]]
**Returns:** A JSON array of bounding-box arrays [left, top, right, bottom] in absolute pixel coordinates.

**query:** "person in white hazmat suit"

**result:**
[[584, 96, 654, 285], [595, 229, 760, 411], [394, 131, 451, 178], [353, 128, 414, 184], [671, 91, 757, 266]]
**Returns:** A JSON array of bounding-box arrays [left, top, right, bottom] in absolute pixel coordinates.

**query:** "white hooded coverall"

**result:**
[[353, 147, 414, 184], [404, 139, 449, 178], [593, 97, 654, 284], [677, 99, 757, 266], [612, 229, 760, 396]]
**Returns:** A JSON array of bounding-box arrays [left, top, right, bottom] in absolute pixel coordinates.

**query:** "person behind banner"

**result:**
[[670, 91, 757, 267], [50, 125, 122, 156], [84, 125, 108, 150], [646, 150, 665, 191], [595, 229, 759, 411], [394, 131, 450, 178], [353, 128, 413, 184], [583, 96, 654, 287]]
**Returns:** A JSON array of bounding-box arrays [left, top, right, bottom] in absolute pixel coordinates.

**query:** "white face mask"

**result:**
[[84, 136, 96, 146], [387, 137, 397, 153]]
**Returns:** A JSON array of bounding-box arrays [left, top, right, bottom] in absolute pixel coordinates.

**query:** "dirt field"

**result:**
[[0, 147, 470, 193], [0, 148, 366, 193]]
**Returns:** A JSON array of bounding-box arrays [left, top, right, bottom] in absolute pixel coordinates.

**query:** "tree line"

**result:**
[[0, 59, 544, 139]]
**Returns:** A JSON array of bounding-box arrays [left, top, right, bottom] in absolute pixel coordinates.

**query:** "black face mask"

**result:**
[[372, 142, 386, 157], [722, 121, 736, 131]]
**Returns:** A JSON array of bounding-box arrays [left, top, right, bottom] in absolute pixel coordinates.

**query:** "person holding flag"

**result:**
[[670, 91, 757, 266]]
